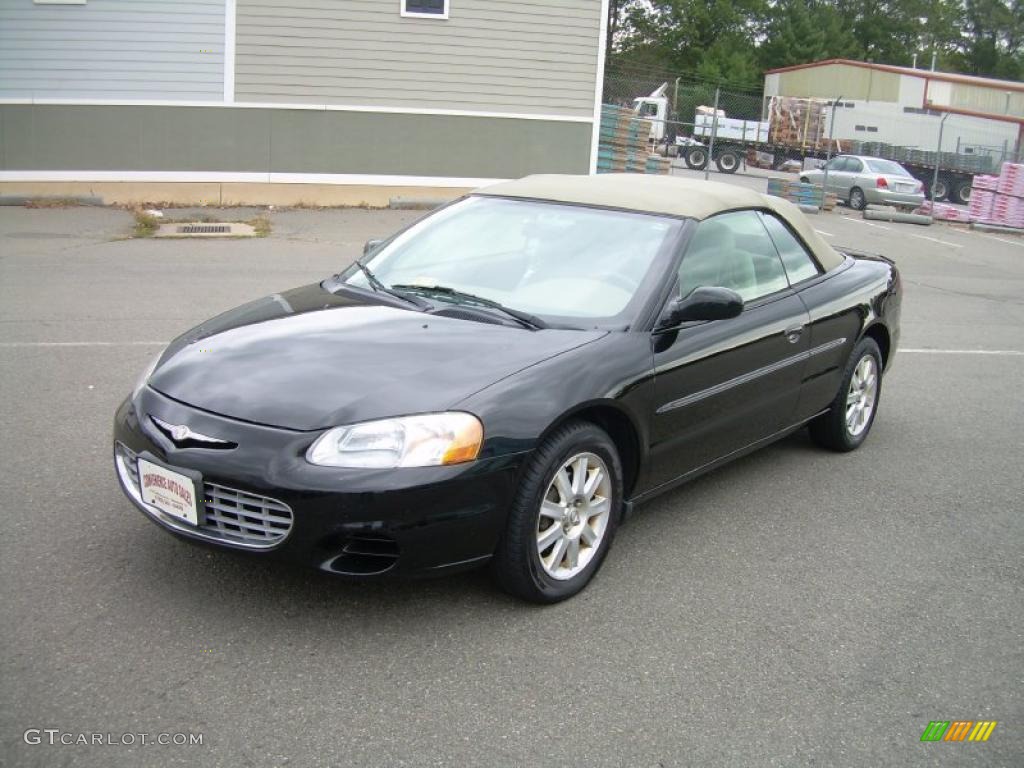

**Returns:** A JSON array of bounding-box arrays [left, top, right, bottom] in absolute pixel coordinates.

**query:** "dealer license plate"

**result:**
[[138, 458, 199, 526]]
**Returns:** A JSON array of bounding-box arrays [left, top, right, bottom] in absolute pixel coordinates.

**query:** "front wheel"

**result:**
[[809, 338, 883, 452], [491, 421, 622, 603]]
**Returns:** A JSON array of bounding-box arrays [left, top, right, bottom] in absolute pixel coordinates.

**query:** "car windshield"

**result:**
[[864, 158, 912, 176], [340, 196, 681, 326]]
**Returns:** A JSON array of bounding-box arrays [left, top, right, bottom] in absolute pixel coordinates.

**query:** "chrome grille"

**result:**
[[203, 483, 292, 544], [115, 443, 293, 549]]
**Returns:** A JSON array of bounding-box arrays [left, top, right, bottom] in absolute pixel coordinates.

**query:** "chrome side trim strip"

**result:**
[[656, 337, 846, 414]]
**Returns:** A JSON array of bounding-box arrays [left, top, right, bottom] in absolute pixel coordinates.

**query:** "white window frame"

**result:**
[[400, 0, 449, 20]]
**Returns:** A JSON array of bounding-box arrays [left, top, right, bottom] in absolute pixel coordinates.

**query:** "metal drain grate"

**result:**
[[178, 224, 231, 234]]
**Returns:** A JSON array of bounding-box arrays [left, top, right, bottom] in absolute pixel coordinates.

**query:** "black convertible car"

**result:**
[[114, 174, 901, 602]]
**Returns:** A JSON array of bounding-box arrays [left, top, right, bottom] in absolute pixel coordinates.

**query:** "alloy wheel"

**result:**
[[536, 452, 612, 580], [846, 355, 878, 437]]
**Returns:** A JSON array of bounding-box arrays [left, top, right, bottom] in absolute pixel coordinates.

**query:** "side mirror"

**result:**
[[656, 286, 743, 330], [363, 238, 384, 256]]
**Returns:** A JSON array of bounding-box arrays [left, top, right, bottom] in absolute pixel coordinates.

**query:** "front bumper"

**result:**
[[865, 188, 925, 207], [113, 388, 525, 577]]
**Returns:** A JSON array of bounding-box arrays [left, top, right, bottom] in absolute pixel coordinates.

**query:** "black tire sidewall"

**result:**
[[716, 151, 739, 173], [813, 338, 883, 451], [686, 148, 708, 170], [850, 188, 866, 210], [494, 422, 623, 603]]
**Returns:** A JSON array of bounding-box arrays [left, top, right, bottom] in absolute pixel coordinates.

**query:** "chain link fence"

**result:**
[[602, 69, 1024, 207]]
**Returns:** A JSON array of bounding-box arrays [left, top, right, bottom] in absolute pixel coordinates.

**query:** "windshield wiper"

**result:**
[[390, 284, 548, 330], [351, 261, 432, 310]]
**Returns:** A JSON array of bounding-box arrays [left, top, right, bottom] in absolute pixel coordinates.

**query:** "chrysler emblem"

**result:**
[[150, 416, 231, 446]]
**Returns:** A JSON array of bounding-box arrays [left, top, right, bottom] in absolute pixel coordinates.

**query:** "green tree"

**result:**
[[958, 0, 1024, 78], [607, 0, 1023, 92], [617, 0, 767, 86], [759, 0, 860, 70]]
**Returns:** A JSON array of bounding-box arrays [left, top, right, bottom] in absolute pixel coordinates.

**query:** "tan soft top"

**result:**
[[476, 174, 844, 271]]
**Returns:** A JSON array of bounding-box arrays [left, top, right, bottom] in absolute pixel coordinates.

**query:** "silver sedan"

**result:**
[[801, 155, 925, 210]]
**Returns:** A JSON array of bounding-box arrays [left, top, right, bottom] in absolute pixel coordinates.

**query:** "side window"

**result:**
[[824, 156, 845, 171], [402, 0, 448, 18], [678, 211, 790, 303], [846, 157, 864, 173], [759, 213, 822, 285]]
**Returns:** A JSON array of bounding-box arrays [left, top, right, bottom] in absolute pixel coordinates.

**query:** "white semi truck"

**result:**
[[629, 84, 999, 202]]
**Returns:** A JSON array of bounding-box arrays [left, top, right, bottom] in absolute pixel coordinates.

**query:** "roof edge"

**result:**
[[764, 58, 1024, 93]]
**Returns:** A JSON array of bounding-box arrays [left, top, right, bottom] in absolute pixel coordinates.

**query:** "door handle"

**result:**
[[784, 325, 804, 344]]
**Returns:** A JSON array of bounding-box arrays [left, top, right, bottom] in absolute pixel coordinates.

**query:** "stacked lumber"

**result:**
[[596, 104, 669, 175], [767, 97, 828, 150], [766, 177, 837, 210]]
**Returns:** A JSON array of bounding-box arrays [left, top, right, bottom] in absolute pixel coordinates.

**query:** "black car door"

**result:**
[[758, 210, 862, 422], [646, 210, 811, 491]]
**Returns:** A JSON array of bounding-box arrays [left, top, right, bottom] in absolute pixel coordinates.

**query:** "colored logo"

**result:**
[[920, 721, 997, 742]]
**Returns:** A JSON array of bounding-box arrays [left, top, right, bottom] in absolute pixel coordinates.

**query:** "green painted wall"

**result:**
[[0, 105, 592, 177]]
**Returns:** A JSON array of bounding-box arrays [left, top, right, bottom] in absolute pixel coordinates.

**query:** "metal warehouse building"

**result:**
[[0, 0, 608, 205], [764, 60, 1023, 163]]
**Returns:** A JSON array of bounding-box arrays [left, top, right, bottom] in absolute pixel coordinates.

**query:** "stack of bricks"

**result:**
[[968, 174, 999, 223], [970, 163, 1024, 229], [596, 105, 670, 175], [918, 200, 973, 222], [766, 178, 837, 210]]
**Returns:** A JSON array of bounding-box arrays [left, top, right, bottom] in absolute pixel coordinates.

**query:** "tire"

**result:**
[[848, 187, 867, 211], [491, 421, 623, 603], [684, 147, 709, 170], [930, 177, 950, 201], [715, 150, 740, 174], [952, 179, 972, 205], [809, 337, 883, 452], [800, 176, 810, 184]]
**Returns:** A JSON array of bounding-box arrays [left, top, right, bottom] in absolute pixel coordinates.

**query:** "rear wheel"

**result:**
[[685, 147, 709, 170], [929, 176, 950, 201], [491, 421, 622, 603], [849, 187, 867, 210], [809, 338, 883, 452], [715, 150, 740, 174], [951, 179, 972, 205]]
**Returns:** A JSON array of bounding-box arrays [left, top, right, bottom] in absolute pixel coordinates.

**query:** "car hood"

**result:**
[[148, 283, 606, 431]]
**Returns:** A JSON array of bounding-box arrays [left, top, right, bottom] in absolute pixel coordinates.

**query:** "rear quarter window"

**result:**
[[759, 213, 821, 285]]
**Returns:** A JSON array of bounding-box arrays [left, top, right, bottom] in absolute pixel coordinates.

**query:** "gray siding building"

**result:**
[[0, 0, 607, 203]]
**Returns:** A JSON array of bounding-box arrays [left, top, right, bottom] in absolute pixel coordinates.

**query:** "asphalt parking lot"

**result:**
[[1, 198, 1022, 767]]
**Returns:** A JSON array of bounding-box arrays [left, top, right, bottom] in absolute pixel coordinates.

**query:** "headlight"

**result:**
[[132, 350, 164, 400], [306, 412, 483, 468]]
